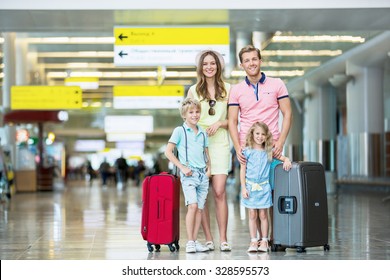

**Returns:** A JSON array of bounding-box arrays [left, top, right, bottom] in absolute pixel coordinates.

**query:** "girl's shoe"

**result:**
[[258, 240, 269, 252], [247, 241, 258, 253], [205, 241, 215, 251], [220, 242, 232, 251]]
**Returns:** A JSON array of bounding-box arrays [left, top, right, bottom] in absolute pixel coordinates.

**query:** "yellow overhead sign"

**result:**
[[114, 26, 229, 45], [114, 85, 184, 96], [64, 77, 99, 90], [11, 86, 83, 110], [113, 25, 230, 66]]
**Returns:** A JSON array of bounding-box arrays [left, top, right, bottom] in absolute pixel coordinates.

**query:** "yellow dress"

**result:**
[[190, 83, 231, 175]]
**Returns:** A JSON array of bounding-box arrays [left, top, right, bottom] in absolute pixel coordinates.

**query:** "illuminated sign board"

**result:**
[[65, 77, 99, 90], [74, 140, 105, 152], [113, 26, 230, 66], [11, 86, 82, 110], [106, 133, 146, 142], [104, 116, 153, 133], [113, 85, 184, 109]]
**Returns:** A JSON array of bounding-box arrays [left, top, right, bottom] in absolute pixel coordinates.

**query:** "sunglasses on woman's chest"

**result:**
[[208, 100, 216, 115]]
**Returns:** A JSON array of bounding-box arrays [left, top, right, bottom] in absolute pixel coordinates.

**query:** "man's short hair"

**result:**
[[238, 45, 262, 63]]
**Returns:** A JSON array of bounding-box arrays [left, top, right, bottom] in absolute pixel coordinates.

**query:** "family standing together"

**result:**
[[165, 45, 293, 254]]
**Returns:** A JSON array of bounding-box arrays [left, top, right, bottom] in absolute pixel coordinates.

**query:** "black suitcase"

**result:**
[[272, 161, 330, 253]]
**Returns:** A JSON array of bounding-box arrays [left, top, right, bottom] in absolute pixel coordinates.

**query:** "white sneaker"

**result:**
[[195, 240, 209, 252], [186, 241, 196, 253]]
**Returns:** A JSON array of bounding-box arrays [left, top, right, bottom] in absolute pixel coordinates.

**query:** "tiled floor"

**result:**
[[0, 178, 389, 260]]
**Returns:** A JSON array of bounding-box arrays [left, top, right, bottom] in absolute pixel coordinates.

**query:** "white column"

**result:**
[[235, 31, 252, 66], [1, 32, 17, 164], [15, 39, 29, 85], [346, 62, 384, 176], [285, 91, 304, 161], [303, 81, 337, 193], [252, 31, 274, 50], [2, 33, 16, 109]]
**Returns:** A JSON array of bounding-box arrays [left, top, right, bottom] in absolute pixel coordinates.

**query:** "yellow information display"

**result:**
[[114, 26, 229, 45], [11, 86, 83, 110], [113, 25, 230, 66], [113, 85, 184, 109]]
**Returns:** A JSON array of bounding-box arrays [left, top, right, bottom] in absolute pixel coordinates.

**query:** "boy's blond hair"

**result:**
[[180, 97, 201, 120]]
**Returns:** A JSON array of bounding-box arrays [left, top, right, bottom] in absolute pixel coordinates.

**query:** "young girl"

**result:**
[[240, 121, 292, 253]]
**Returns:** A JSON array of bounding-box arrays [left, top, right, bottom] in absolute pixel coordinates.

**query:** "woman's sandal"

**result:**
[[220, 242, 232, 252]]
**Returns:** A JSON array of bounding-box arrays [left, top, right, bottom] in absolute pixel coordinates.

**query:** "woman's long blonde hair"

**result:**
[[195, 50, 227, 101], [245, 121, 273, 161]]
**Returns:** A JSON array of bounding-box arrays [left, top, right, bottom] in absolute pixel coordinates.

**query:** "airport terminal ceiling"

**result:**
[[0, 8, 390, 154]]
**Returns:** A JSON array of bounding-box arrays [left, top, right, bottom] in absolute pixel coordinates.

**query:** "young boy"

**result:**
[[165, 97, 211, 253]]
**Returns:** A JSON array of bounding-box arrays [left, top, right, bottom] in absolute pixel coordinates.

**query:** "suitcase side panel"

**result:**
[[273, 162, 328, 248], [273, 163, 302, 246], [140, 177, 151, 240], [301, 164, 328, 245], [273, 164, 292, 245], [141, 173, 180, 245]]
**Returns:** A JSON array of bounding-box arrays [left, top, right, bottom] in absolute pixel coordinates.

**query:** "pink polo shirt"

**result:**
[[228, 73, 289, 146]]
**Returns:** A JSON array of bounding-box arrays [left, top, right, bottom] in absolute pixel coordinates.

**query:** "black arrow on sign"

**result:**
[[118, 33, 128, 41], [119, 51, 128, 58]]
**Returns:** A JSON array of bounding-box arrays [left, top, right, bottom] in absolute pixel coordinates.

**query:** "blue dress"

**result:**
[[241, 148, 273, 209]]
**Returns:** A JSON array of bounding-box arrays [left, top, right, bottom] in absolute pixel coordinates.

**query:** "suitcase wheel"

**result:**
[[296, 246, 306, 253], [324, 244, 330, 251], [155, 244, 161, 252], [174, 241, 180, 251], [271, 244, 280, 252], [147, 242, 154, 252], [168, 244, 175, 252]]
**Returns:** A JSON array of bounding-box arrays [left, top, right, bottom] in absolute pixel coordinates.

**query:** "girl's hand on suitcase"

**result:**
[[283, 159, 292, 171]]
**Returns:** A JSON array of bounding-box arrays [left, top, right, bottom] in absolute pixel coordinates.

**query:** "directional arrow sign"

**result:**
[[11, 86, 83, 110], [114, 26, 229, 66], [118, 33, 128, 41], [118, 50, 128, 58]]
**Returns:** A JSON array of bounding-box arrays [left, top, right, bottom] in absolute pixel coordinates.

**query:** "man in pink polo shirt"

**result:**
[[228, 45, 292, 163], [228, 45, 292, 248]]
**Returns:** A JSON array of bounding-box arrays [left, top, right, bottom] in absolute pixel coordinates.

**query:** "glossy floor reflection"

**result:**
[[0, 178, 389, 260]]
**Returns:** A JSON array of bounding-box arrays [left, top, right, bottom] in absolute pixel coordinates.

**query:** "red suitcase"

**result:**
[[141, 172, 180, 252]]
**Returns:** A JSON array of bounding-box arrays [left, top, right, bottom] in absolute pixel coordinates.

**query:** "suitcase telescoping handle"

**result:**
[[278, 196, 297, 214]]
